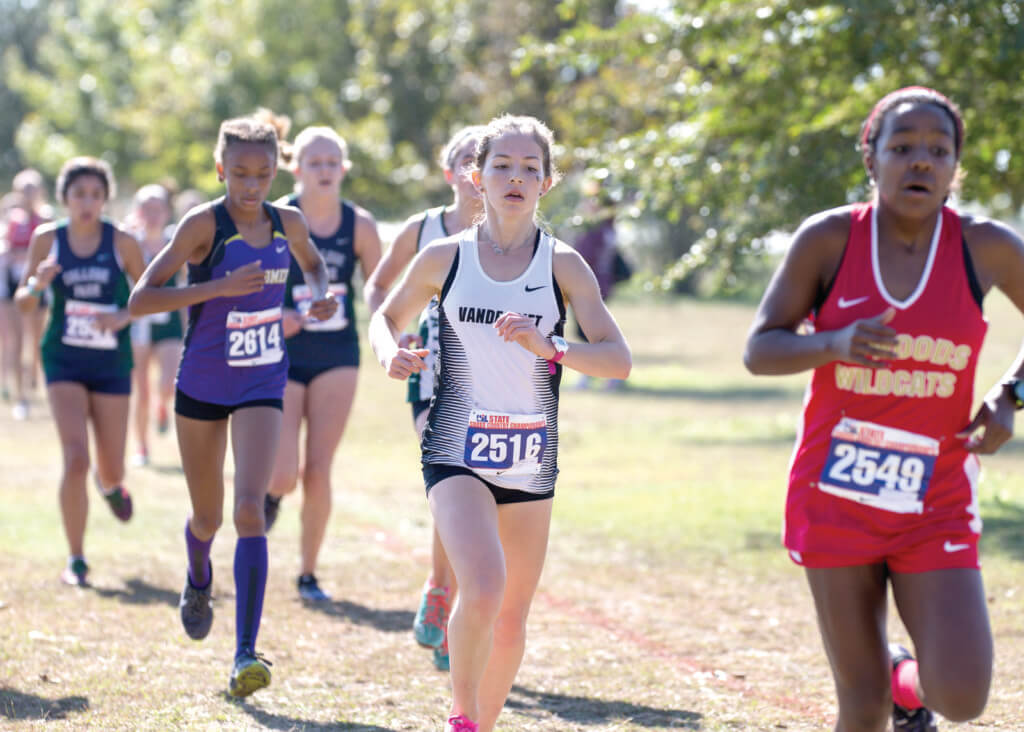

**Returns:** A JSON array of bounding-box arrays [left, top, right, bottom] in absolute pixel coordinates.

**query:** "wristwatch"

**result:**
[[1005, 378, 1024, 410], [549, 335, 569, 363]]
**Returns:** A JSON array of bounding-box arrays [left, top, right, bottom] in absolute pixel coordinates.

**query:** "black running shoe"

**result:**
[[890, 643, 938, 731], [229, 648, 272, 697], [264, 495, 281, 532], [179, 569, 214, 640]]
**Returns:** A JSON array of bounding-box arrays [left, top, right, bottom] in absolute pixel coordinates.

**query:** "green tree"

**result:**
[[0, 0, 50, 183], [4, 0, 575, 217], [518, 0, 1024, 292]]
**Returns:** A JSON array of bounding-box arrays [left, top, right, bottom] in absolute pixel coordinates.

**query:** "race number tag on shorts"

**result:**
[[464, 411, 547, 476], [62, 299, 117, 350], [149, 310, 171, 325], [225, 307, 284, 367], [819, 417, 939, 514], [292, 283, 349, 332]]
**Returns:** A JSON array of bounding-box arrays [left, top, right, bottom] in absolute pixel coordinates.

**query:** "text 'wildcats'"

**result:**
[[834, 334, 972, 399]]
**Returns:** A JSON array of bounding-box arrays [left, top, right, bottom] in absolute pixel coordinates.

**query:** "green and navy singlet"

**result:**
[[41, 219, 133, 379]]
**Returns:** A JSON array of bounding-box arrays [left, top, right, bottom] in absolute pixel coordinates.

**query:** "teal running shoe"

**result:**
[[413, 584, 450, 648]]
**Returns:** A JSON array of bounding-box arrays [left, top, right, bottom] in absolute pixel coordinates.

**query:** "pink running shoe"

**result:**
[[446, 713, 478, 732]]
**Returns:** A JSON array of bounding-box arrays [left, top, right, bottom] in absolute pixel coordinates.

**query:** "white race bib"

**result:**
[[818, 417, 939, 514], [225, 307, 284, 367], [63, 299, 117, 350], [464, 410, 548, 477], [292, 283, 349, 332]]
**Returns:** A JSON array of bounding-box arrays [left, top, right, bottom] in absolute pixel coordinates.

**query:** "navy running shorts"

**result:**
[[45, 364, 131, 395]]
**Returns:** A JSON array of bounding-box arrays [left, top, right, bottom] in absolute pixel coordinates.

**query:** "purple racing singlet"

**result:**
[[176, 199, 292, 405]]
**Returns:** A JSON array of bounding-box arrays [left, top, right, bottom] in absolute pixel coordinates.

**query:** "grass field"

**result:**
[[3, 293, 1024, 731]]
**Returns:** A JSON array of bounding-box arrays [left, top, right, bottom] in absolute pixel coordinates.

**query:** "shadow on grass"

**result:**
[[507, 685, 700, 728], [0, 687, 89, 720], [231, 699, 394, 731], [89, 577, 179, 608], [302, 598, 415, 634], [980, 496, 1024, 561]]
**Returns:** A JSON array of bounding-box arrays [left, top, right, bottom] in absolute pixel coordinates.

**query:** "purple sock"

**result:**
[[234, 536, 268, 657], [184, 520, 213, 588]]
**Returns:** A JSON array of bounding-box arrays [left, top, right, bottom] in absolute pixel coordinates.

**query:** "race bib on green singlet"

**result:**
[[62, 299, 117, 350], [291, 283, 349, 332], [464, 410, 548, 477], [224, 307, 284, 367], [818, 417, 939, 514]]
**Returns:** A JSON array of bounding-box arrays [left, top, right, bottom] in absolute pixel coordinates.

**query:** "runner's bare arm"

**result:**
[[114, 228, 148, 283], [128, 206, 263, 316], [13, 224, 58, 312], [280, 206, 336, 322], [548, 243, 631, 378], [955, 217, 1024, 453], [96, 229, 149, 331], [364, 212, 425, 314], [369, 239, 455, 379], [744, 208, 897, 374], [353, 204, 383, 291]]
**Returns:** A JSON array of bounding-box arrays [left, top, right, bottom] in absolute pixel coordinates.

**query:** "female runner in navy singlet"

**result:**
[[263, 123, 382, 602], [128, 111, 337, 698], [370, 115, 631, 732], [745, 88, 1024, 730], [15, 157, 146, 586]]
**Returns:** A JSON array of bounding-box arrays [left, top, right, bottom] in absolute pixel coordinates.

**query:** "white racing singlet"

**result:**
[[421, 226, 565, 493]]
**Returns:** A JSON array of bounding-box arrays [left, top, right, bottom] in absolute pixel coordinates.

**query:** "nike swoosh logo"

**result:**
[[943, 541, 970, 553], [275, 245, 287, 253], [837, 295, 869, 309], [525, 285, 547, 293]]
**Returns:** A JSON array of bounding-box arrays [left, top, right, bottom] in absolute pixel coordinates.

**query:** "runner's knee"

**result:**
[[492, 610, 528, 649], [301, 460, 332, 494], [455, 568, 506, 624], [191, 512, 222, 538], [923, 666, 990, 721], [233, 494, 265, 535], [61, 444, 90, 480]]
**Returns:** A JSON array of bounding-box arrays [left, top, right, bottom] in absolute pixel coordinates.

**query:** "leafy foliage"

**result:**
[[518, 0, 1024, 292], [4, 1, 1023, 291]]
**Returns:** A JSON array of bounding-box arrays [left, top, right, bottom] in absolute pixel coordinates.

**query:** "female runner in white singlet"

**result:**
[[369, 115, 631, 732]]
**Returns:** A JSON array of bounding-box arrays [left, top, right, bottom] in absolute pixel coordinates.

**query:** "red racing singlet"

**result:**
[[785, 203, 987, 563]]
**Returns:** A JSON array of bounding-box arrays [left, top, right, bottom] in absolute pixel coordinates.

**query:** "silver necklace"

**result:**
[[482, 227, 534, 256]]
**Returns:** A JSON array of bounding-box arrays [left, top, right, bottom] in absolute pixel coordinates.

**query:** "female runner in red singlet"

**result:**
[[746, 88, 1024, 731]]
